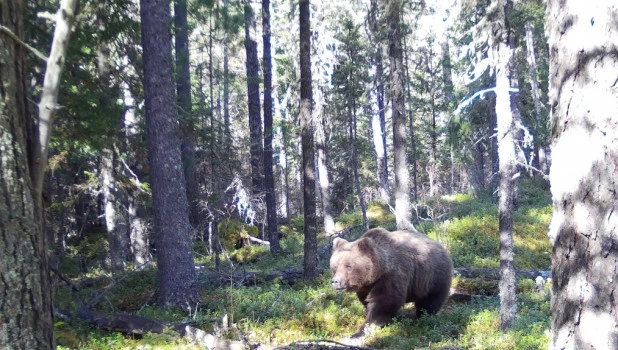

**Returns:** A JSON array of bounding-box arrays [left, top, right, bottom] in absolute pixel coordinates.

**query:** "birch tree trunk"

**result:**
[[546, 1, 618, 348], [32, 0, 78, 196], [300, 0, 318, 279]]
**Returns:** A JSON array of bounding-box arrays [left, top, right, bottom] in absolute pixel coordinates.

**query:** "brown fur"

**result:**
[[330, 227, 453, 337]]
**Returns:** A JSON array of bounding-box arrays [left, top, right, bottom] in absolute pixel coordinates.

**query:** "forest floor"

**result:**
[[54, 178, 552, 349]]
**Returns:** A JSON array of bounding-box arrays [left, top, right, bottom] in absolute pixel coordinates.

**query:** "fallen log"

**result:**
[[197, 267, 306, 287], [68, 308, 249, 349], [76, 308, 166, 335], [453, 268, 551, 280]]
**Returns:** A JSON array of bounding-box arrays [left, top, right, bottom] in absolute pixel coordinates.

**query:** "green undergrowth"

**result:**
[[55, 178, 552, 349], [430, 177, 552, 269]]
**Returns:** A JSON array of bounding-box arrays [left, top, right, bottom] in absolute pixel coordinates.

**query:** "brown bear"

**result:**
[[330, 227, 453, 338]]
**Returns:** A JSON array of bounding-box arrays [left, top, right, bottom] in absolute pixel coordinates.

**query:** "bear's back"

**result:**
[[362, 227, 452, 300]]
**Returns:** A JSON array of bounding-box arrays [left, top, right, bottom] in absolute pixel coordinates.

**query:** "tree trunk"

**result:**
[[368, 0, 390, 203], [128, 188, 149, 267], [387, 0, 413, 230], [493, 0, 517, 331], [101, 148, 129, 272], [469, 132, 486, 196], [140, 0, 198, 307], [350, 102, 369, 231], [0, 0, 55, 347], [222, 0, 231, 152], [244, 1, 264, 196], [546, 1, 618, 348], [299, 0, 318, 279], [174, 0, 200, 230], [278, 125, 291, 221], [524, 22, 549, 176], [32, 0, 78, 198], [402, 31, 418, 202], [316, 107, 336, 235], [122, 82, 150, 267], [262, 0, 281, 253]]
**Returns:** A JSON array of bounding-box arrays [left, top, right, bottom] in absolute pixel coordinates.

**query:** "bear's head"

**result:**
[[330, 237, 379, 292]]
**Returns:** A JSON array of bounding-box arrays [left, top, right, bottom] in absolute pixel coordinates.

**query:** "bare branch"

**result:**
[[0, 24, 48, 62]]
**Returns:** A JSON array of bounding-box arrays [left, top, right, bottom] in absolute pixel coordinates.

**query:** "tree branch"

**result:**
[[0, 24, 48, 62]]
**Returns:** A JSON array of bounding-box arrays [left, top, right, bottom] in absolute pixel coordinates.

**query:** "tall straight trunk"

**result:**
[[94, 15, 128, 272], [489, 97, 499, 194], [128, 189, 149, 266], [278, 125, 291, 220], [299, 0, 318, 279], [140, 0, 198, 307], [387, 0, 413, 230], [174, 0, 200, 230], [546, 1, 618, 348], [494, 0, 517, 331], [262, 0, 281, 252], [223, 0, 231, 149], [350, 99, 369, 231], [101, 148, 129, 271], [470, 134, 486, 196], [402, 29, 418, 201], [441, 39, 456, 194], [122, 82, 150, 266], [0, 0, 55, 346], [524, 22, 547, 175], [316, 89, 336, 235], [368, 0, 390, 203], [244, 1, 264, 195]]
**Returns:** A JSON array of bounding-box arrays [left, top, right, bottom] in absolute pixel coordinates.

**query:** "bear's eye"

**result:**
[[345, 264, 353, 271]]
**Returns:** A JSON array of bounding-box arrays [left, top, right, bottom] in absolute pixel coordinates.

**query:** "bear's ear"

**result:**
[[357, 239, 374, 256], [333, 237, 348, 251]]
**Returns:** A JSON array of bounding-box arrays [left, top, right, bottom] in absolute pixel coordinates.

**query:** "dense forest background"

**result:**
[[38, 0, 548, 267], [1, 0, 617, 348]]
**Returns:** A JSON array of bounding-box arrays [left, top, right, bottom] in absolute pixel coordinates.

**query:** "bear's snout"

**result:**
[[331, 278, 345, 290]]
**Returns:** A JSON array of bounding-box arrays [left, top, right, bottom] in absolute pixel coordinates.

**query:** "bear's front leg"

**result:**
[[351, 296, 403, 338]]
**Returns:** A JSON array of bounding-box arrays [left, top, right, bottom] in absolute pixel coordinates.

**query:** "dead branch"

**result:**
[[453, 267, 550, 280], [274, 339, 377, 350]]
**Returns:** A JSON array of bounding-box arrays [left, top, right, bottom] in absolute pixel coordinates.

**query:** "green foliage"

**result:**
[[108, 269, 158, 312], [447, 215, 500, 267], [336, 201, 396, 232], [230, 244, 269, 264], [217, 218, 258, 251], [59, 229, 109, 277], [437, 178, 552, 270]]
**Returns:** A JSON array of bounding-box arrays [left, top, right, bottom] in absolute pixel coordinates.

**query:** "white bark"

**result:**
[[546, 0, 618, 348], [33, 0, 78, 195]]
